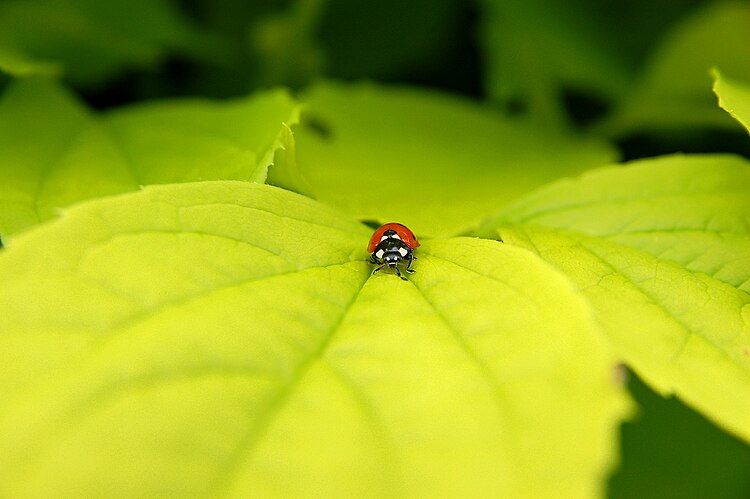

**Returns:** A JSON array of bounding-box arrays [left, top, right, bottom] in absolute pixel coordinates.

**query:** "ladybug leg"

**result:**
[[394, 266, 407, 281], [405, 253, 416, 273], [372, 263, 386, 275]]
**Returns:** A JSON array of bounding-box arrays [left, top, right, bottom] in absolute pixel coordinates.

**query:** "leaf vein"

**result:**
[[86, 261, 361, 345], [425, 254, 546, 312], [208, 271, 369, 495], [409, 279, 524, 475], [321, 360, 401, 494], [505, 191, 750, 226], [568, 234, 746, 365]]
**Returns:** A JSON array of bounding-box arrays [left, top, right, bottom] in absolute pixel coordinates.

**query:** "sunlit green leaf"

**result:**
[[295, 80, 617, 237], [480, 154, 750, 292], [478, 153, 750, 440], [0, 78, 298, 236], [264, 123, 312, 195], [495, 223, 750, 443], [0, 181, 628, 497], [713, 69, 750, 135], [597, 1, 750, 136]]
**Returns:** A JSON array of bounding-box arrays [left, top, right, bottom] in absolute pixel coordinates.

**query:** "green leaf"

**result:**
[[0, 181, 628, 497], [250, 0, 469, 88], [317, 0, 464, 81], [713, 69, 750, 135], [0, 0, 216, 84], [481, 154, 750, 292], [0, 78, 299, 237], [106, 88, 300, 184], [0, 44, 60, 77], [479, 0, 629, 125], [597, 1, 750, 136], [479, 153, 750, 440], [264, 123, 313, 195], [249, 0, 326, 89], [295, 80, 617, 238], [495, 223, 750, 443]]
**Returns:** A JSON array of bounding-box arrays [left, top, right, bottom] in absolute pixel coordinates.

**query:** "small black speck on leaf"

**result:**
[[302, 114, 333, 140]]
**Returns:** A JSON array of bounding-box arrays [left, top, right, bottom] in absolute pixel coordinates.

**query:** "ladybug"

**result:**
[[368, 223, 420, 280]]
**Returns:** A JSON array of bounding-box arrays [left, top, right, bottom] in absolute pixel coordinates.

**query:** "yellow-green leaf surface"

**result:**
[[294, 80, 617, 238], [481, 154, 750, 292], [0, 181, 627, 497], [0, 0, 213, 85], [499, 226, 750, 443], [596, 1, 750, 136], [481, 154, 750, 441], [713, 69, 750, 135], [0, 78, 298, 236]]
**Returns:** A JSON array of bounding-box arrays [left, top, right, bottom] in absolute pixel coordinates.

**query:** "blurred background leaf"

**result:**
[[292, 80, 617, 237], [609, 375, 750, 499], [0, 0, 223, 87], [479, 0, 631, 127], [595, 1, 750, 138], [0, 78, 298, 236], [0, 44, 60, 77], [714, 70, 750, 135]]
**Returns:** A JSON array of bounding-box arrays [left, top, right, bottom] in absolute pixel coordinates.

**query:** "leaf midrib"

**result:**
[[208, 271, 370, 496]]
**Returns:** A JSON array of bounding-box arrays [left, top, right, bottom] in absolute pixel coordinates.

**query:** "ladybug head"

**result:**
[[382, 252, 401, 265]]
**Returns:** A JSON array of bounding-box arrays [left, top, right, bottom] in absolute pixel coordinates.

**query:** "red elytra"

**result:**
[[367, 223, 420, 252]]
